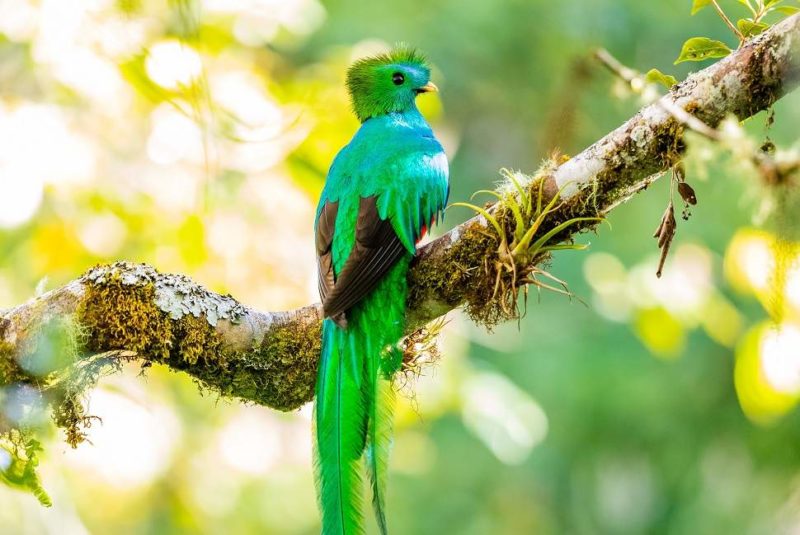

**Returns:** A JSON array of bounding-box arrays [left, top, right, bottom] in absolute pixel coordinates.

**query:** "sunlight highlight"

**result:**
[[203, 0, 326, 45], [725, 229, 775, 294], [217, 409, 282, 476], [735, 322, 800, 425], [760, 324, 800, 395], [146, 104, 204, 165], [77, 213, 128, 257], [146, 40, 203, 90], [785, 259, 800, 315], [0, 103, 96, 227], [461, 370, 548, 465], [64, 388, 180, 488]]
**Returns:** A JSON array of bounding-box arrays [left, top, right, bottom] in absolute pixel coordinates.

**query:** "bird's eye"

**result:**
[[392, 72, 405, 85]]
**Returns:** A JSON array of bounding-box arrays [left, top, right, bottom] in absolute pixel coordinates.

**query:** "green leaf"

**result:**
[[674, 37, 732, 64], [1, 431, 52, 507], [645, 68, 679, 88], [691, 0, 712, 15], [776, 5, 800, 14], [737, 18, 769, 37], [449, 202, 505, 240], [530, 217, 604, 254]]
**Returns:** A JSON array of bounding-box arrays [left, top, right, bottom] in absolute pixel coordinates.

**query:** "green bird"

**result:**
[[313, 47, 449, 535]]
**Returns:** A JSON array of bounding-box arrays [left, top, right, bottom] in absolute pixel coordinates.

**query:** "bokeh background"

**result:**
[[2, 0, 800, 533]]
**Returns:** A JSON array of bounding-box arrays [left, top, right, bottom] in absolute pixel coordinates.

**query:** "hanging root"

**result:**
[[400, 317, 447, 376], [394, 317, 447, 405]]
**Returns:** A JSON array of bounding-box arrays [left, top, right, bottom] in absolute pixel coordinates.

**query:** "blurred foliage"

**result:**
[[674, 0, 796, 63], [0, 430, 51, 507], [1, 0, 800, 533]]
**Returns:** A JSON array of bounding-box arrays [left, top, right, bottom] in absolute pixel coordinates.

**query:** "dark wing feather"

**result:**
[[316, 200, 338, 305], [320, 196, 407, 327]]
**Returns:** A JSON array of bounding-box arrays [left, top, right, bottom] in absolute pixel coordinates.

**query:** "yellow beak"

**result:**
[[416, 81, 438, 93]]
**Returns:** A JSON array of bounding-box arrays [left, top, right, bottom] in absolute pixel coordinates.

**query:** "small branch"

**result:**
[[594, 48, 722, 141], [659, 99, 722, 141], [593, 48, 639, 85], [711, 0, 746, 42], [595, 44, 800, 187], [2, 14, 800, 414]]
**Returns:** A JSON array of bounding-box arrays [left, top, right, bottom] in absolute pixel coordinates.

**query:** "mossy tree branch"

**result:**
[[1, 14, 799, 422]]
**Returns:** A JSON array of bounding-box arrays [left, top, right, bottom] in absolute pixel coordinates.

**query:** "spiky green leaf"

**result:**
[[473, 187, 526, 242], [530, 217, 604, 255], [450, 203, 505, 240], [501, 169, 533, 216]]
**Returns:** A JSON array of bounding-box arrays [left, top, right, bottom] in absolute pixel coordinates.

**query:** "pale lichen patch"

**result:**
[[85, 262, 246, 327], [553, 154, 605, 196], [630, 125, 651, 147]]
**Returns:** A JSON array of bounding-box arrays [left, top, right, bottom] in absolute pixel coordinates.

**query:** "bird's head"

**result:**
[[346, 46, 437, 122]]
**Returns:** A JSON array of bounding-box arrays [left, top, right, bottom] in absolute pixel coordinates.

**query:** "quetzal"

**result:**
[[313, 47, 449, 535]]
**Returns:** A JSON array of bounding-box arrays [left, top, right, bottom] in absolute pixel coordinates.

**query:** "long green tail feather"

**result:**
[[364, 259, 406, 535], [315, 259, 409, 534], [365, 376, 396, 535], [314, 319, 368, 535]]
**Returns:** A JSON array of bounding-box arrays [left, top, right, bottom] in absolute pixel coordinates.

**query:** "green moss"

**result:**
[[1, 263, 317, 507], [176, 314, 225, 366], [163, 317, 321, 411], [400, 318, 445, 376], [249, 320, 321, 410], [23, 315, 104, 447], [1, 318, 33, 387], [408, 222, 498, 312], [408, 201, 528, 328], [0, 342, 25, 386], [78, 274, 173, 360], [51, 390, 96, 448], [0, 317, 75, 505]]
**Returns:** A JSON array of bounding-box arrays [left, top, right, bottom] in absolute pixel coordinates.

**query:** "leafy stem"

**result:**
[[711, 0, 747, 40]]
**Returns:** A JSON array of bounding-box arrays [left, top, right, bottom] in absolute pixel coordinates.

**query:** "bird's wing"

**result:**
[[315, 199, 338, 306], [318, 195, 407, 326], [315, 141, 449, 326]]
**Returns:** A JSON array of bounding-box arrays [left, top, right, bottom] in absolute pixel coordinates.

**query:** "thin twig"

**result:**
[[658, 99, 721, 141], [594, 46, 800, 183], [594, 48, 722, 140], [593, 48, 638, 85], [711, 0, 746, 42]]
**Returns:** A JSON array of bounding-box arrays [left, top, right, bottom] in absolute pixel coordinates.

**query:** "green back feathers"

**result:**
[[346, 47, 432, 122]]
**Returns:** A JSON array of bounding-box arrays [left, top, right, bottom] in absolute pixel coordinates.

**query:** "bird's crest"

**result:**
[[346, 46, 429, 81], [346, 45, 432, 122]]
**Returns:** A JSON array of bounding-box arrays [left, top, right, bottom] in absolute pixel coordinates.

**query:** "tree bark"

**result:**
[[2, 13, 799, 415]]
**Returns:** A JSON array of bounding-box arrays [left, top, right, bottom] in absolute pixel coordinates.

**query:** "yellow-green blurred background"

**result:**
[[2, 0, 800, 533]]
